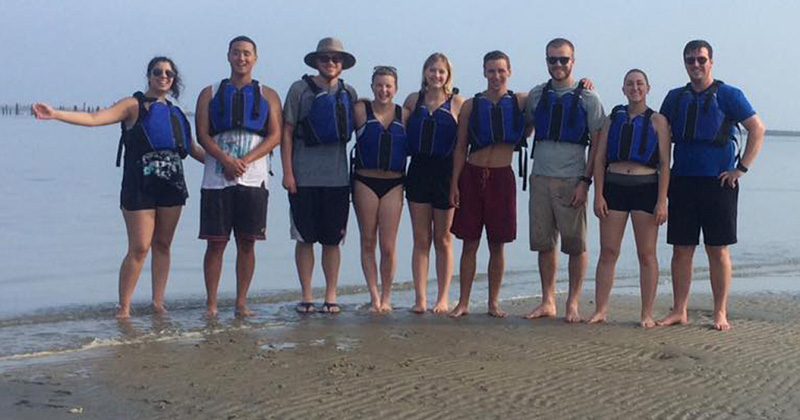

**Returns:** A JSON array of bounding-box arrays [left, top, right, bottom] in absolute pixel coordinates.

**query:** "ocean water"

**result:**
[[1, 117, 798, 360]]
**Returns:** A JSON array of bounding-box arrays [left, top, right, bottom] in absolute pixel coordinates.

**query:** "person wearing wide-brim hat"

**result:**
[[281, 37, 359, 315], [303, 37, 357, 70]]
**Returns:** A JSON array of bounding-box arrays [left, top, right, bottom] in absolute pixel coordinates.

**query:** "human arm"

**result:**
[[195, 86, 246, 179], [653, 114, 671, 225], [449, 99, 472, 208], [572, 129, 599, 207], [719, 114, 765, 188], [240, 87, 283, 165], [353, 100, 367, 130], [33, 98, 137, 128], [592, 121, 610, 218]]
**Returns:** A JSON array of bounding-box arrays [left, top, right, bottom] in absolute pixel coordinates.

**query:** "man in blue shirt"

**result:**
[[658, 40, 765, 331]]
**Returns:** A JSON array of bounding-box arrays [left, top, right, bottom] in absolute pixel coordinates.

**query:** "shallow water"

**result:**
[[1, 117, 798, 359]]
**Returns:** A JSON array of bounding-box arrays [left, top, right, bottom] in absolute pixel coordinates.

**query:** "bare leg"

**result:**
[[408, 202, 432, 313], [150, 206, 182, 314], [118, 209, 156, 319], [525, 249, 558, 319], [321, 244, 340, 310], [295, 242, 315, 304], [203, 240, 228, 317], [706, 245, 731, 331], [588, 211, 628, 324], [450, 239, 479, 318], [658, 245, 695, 326], [630, 211, 659, 328], [234, 237, 256, 317], [487, 241, 507, 318], [377, 186, 403, 312], [353, 181, 381, 311], [432, 208, 455, 313], [564, 251, 587, 323]]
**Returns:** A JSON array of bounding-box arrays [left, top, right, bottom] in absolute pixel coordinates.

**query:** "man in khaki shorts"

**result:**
[[523, 38, 605, 322]]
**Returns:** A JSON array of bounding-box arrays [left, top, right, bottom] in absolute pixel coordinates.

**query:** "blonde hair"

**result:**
[[420, 52, 453, 96]]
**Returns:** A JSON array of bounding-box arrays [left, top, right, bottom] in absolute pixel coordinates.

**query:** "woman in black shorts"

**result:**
[[587, 69, 670, 327], [402, 53, 465, 313], [33, 57, 204, 318], [352, 66, 409, 312]]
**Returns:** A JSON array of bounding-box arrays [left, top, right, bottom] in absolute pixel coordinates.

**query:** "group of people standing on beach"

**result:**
[[33, 35, 765, 331]]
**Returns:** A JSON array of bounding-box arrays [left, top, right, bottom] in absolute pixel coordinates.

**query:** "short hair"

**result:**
[[545, 38, 575, 55], [683, 39, 713, 59], [229, 35, 257, 54], [624, 68, 650, 87], [420, 52, 454, 96], [483, 50, 511, 70], [146, 56, 183, 99], [372, 66, 398, 86]]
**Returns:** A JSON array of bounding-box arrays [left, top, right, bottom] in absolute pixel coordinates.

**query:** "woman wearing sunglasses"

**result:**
[[402, 53, 465, 314], [587, 69, 670, 327], [352, 66, 409, 312], [33, 56, 205, 319]]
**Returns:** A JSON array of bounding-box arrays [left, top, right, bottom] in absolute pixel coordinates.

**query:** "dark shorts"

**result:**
[[120, 169, 187, 211], [603, 172, 659, 214], [199, 184, 269, 241], [667, 176, 738, 246], [405, 154, 453, 210], [289, 186, 350, 245], [451, 163, 516, 243]]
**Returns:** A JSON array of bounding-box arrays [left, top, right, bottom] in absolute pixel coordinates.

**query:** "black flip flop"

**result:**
[[295, 302, 316, 314], [320, 302, 341, 314]]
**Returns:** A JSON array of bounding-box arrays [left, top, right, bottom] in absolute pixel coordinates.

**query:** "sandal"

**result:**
[[320, 302, 341, 314], [295, 302, 316, 314]]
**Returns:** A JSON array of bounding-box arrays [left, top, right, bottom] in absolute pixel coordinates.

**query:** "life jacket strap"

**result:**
[[638, 108, 654, 158], [251, 80, 262, 120]]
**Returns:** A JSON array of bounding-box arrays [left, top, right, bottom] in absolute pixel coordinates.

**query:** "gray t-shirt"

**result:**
[[283, 77, 358, 187], [524, 81, 605, 177]]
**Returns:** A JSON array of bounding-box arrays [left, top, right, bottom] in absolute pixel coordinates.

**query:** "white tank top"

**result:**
[[201, 82, 269, 190]]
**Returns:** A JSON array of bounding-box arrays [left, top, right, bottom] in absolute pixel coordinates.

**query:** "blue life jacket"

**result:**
[[299, 75, 354, 147], [209, 79, 269, 137], [116, 92, 191, 167], [533, 80, 590, 145], [468, 90, 526, 152], [354, 102, 407, 172], [406, 90, 458, 158], [606, 105, 659, 168], [669, 80, 735, 146]]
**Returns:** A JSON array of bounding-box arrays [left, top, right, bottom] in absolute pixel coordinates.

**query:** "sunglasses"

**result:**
[[317, 55, 344, 64], [151, 68, 176, 78], [373, 65, 397, 73], [546, 56, 571, 66], [684, 56, 709, 65]]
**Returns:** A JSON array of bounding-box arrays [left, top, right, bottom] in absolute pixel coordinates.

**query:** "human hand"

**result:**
[[283, 173, 297, 194], [654, 199, 667, 225], [579, 78, 595, 91], [222, 157, 246, 180], [32, 103, 57, 120], [450, 186, 460, 208], [571, 181, 588, 207], [594, 196, 608, 219], [718, 169, 743, 188]]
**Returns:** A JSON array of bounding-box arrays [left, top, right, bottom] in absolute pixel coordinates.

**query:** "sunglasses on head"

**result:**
[[151, 68, 175, 78], [546, 56, 571, 66], [684, 56, 709, 65], [317, 55, 343, 64], [373, 65, 397, 73]]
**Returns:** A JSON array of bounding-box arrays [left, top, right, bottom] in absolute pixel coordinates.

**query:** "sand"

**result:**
[[3, 292, 800, 420]]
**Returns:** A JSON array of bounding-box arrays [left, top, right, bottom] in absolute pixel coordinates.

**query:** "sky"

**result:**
[[2, 0, 798, 129]]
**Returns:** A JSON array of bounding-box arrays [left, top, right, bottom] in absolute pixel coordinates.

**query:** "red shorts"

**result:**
[[451, 162, 516, 243]]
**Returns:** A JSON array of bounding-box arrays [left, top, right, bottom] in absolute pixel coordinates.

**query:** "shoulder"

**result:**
[[403, 92, 419, 110], [451, 93, 466, 107], [288, 79, 310, 96], [527, 82, 547, 97], [197, 85, 213, 102], [716, 82, 748, 102], [651, 112, 668, 127], [342, 81, 357, 97]]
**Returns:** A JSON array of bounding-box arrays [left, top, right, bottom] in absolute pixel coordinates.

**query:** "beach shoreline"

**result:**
[[3, 291, 800, 420]]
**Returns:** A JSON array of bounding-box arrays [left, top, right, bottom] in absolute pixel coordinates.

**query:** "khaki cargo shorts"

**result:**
[[528, 175, 587, 255]]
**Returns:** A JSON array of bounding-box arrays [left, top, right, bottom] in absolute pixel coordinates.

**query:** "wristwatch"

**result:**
[[579, 176, 592, 186], [736, 161, 749, 173]]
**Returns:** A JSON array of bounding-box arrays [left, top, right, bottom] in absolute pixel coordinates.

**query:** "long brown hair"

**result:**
[[420, 52, 453, 96]]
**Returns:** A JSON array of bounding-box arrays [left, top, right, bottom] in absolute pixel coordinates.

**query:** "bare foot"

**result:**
[[657, 310, 687, 326], [564, 307, 583, 323], [410, 304, 426, 314], [488, 306, 507, 318], [379, 302, 393, 313], [116, 307, 131, 319], [152, 302, 168, 315], [204, 307, 218, 318], [431, 301, 449, 314], [713, 312, 730, 331], [640, 316, 656, 328], [235, 307, 256, 318], [449, 304, 469, 318], [524, 302, 557, 319], [587, 311, 606, 324], [369, 303, 382, 313]]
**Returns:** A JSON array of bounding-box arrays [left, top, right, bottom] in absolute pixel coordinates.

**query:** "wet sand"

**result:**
[[3, 292, 800, 420]]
